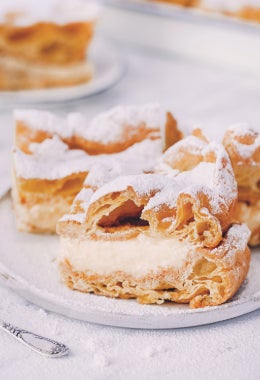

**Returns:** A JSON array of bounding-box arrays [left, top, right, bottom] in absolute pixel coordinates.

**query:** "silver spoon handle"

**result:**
[[0, 320, 69, 358]]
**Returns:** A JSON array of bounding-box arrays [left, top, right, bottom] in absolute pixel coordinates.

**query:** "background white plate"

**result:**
[[100, 4, 260, 75], [0, 195, 259, 329], [0, 39, 124, 105]]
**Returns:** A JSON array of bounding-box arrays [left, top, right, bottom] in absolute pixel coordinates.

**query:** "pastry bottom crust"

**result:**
[[0, 55, 93, 90], [59, 224, 250, 308], [236, 201, 260, 247]]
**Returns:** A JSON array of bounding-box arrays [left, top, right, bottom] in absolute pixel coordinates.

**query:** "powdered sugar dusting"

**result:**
[[211, 224, 251, 265], [14, 138, 93, 180], [146, 141, 237, 216], [75, 188, 94, 202], [145, 162, 216, 212], [59, 212, 86, 224], [156, 135, 207, 173], [14, 110, 74, 139], [77, 103, 166, 144], [84, 139, 161, 190], [89, 174, 168, 205], [67, 138, 237, 230], [14, 137, 162, 181], [227, 123, 260, 163], [30, 135, 68, 157], [210, 143, 237, 213], [14, 103, 166, 146]]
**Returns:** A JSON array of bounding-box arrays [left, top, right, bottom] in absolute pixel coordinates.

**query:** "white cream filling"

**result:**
[[60, 235, 193, 277]]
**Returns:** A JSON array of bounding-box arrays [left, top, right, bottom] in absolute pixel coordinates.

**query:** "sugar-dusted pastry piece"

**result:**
[[152, 0, 260, 23], [0, 0, 99, 90], [57, 137, 250, 308], [12, 104, 182, 233], [14, 103, 180, 155], [152, 0, 199, 6], [199, 0, 260, 23], [223, 124, 260, 246]]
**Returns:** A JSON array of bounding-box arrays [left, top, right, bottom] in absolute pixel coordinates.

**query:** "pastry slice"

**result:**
[[223, 124, 260, 246], [57, 138, 250, 308], [152, 0, 260, 24], [14, 103, 180, 155], [199, 1, 260, 23], [0, 0, 99, 90], [12, 104, 182, 233]]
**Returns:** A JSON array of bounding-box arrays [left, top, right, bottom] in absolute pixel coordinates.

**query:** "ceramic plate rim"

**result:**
[[0, 195, 259, 329]]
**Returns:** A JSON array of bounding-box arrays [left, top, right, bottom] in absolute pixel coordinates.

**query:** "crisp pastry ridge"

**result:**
[[223, 124, 260, 246], [57, 136, 251, 308], [12, 104, 182, 233], [0, 0, 99, 90]]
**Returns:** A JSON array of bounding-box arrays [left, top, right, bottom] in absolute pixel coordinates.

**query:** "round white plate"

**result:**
[[0, 195, 259, 329], [0, 39, 125, 105]]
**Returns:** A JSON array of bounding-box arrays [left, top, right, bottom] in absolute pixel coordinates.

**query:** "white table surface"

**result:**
[[0, 9, 260, 380]]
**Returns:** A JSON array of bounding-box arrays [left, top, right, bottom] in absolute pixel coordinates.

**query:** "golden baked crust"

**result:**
[[0, 5, 95, 90], [235, 201, 260, 247], [154, 133, 237, 237], [151, 0, 199, 6], [223, 125, 260, 246], [0, 22, 94, 65], [15, 111, 178, 156], [58, 138, 238, 243], [237, 7, 260, 23], [57, 136, 250, 308]]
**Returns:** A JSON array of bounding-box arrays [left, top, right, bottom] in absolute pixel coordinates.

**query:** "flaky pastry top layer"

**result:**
[[223, 124, 260, 205], [14, 103, 179, 156], [223, 124, 260, 166], [58, 136, 238, 249]]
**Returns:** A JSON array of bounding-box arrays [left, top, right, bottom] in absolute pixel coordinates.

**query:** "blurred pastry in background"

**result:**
[[152, 0, 260, 23], [223, 124, 260, 246], [200, 0, 260, 23], [153, 0, 198, 6], [0, 0, 100, 90]]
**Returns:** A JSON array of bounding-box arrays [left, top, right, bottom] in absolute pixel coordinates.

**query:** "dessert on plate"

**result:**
[[199, 0, 260, 23], [159, 125, 260, 246], [12, 104, 181, 233], [223, 124, 260, 246], [57, 134, 250, 308], [0, 0, 99, 90], [152, 0, 260, 23]]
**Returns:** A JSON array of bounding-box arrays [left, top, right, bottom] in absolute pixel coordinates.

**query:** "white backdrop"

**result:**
[[0, 6, 260, 379]]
